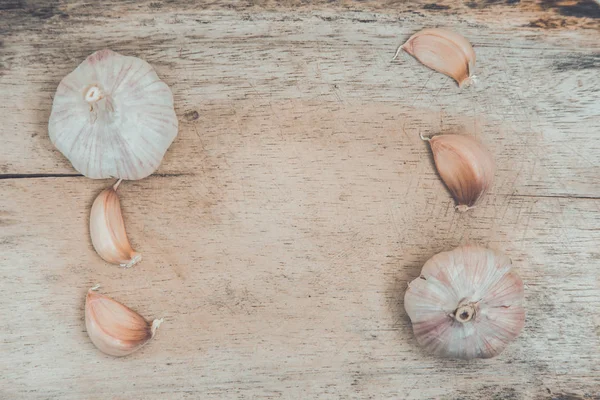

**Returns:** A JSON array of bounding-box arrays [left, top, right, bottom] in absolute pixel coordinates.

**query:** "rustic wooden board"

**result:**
[[1, 1, 599, 399]]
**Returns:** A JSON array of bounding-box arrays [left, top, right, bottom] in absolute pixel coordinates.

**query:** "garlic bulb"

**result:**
[[425, 134, 495, 212], [394, 28, 476, 87], [49, 49, 178, 180], [85, 286, 163, 357], [404, 246, 525, 359], [90, 179, 141, 267]]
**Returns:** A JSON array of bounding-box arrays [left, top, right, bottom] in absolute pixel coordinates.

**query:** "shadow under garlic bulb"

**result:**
[[404, 246, 525, 359]]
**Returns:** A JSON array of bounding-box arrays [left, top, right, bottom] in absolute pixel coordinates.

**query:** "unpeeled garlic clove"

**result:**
[[404, 246, 525, 359], [85, 285, 163, 357], [425, 134, 495, 212], [395, 28, 476, 87], [90, 179, 141, 267]]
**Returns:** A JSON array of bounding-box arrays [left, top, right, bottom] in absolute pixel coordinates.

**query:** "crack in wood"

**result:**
[[0, 173, 83, 180], [507, 193, 600, 200], [0, 173, 191, 180]]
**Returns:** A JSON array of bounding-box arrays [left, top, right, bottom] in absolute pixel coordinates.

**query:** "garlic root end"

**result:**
[[151, 318, 164, 337], [459, 75, 477, 88], [120, 253, 142, 268]]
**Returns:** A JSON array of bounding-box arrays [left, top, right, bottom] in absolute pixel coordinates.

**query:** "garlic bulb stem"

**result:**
[[454, 303, 476, 323], [85, 85, 103, 104]]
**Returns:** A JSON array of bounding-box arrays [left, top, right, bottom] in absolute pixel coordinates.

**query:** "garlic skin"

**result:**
[[49, 49, 178, 180], [396, 28, 476, 87], [404, 246, 525, 359], [426, 134, 495, 212], [90, 179, 141, 267], [85, 286, 163, 357]]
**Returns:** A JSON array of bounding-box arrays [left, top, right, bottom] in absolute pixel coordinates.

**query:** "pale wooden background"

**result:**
[[1, 1, 599, 399]]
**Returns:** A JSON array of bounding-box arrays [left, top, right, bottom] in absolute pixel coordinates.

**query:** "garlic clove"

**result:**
[[426, 134, 495, 212], [90, 179, 141, 267], [404, 246, 525, 359], [85, 285, 163, 357], [48, 49, 178, 180], [396, 28, 476, 87]]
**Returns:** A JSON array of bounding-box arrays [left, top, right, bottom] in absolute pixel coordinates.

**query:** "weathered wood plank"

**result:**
[[1, 4, 599, 197], [1, 170, 599, 398], [0, 1, 599, 399]]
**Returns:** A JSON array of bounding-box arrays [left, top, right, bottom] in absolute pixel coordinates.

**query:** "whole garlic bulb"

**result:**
[[49, 49, 178, 180], [404, 246, 525, 359]]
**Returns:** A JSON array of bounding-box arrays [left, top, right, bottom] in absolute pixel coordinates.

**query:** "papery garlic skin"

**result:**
[[90, 180, 141, 267], [404, 246, 525, 359], [398, 28, 476, 87], [427, 134, 495, 212], [49, 49, 178, 180], [85, 286, 163, 357]]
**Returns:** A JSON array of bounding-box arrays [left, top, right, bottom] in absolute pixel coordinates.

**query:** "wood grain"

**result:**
[[1, 1, 599, 399]]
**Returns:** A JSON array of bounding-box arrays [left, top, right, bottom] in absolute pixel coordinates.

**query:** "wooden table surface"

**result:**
[[1, 1, 599, 399]]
